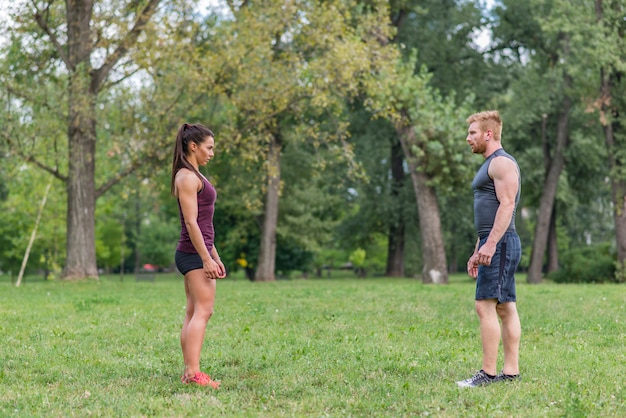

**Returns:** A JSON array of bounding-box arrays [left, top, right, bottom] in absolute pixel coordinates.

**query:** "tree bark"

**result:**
[[527, 81, 572, 283], [600, 73, 626, 266], [385, 137, 405, 277], [542, 113, 559, 274], [49, 0, 161, 279], [255, 133, 281, 282], [594, 0, 626, 281], [614, 211, 626, 278], [547, 208, 559, 273], [63, 78, 99, 279], [605, 130, 626, 267], [62, 1, 98, 279], [397, 124, 448, 284]]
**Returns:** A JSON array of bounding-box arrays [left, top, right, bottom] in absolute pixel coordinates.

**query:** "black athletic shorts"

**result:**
[[175, 251, 203, 275]]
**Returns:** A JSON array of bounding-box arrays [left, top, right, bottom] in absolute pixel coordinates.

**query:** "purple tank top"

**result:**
[[176, 175, 216, 254]]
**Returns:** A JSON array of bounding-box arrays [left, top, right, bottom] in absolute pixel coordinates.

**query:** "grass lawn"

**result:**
[[0, 272, 624, 417]]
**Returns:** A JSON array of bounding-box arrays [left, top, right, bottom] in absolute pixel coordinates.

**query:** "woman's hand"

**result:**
[[214, 258, 227, 279], [203, 259, 221, 280], [203, 258, 226, 279]]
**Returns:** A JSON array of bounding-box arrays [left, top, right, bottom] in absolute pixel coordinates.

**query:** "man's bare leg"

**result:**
[[497, 301, 521, 376], [476, 299, 500, 376]]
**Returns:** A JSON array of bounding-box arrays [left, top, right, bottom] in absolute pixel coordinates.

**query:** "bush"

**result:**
[[548, 243, 616, 283], [275, 235, 314, 277]]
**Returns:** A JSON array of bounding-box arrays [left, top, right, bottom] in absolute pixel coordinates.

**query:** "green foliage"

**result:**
[[208, 147, 333, 278], [279, 140, 348, 255], [0, 0, 624, 285], [366, 49, 477, 191], [136, 219, 179, 268], [208, 0, 394, 155], [184, 0, 397, 280], [274, 235, 314, 278], [548, 243, 617, 283], [346, 233, 386, 277], [312, 247, 350, 272], [362, 233, 387, 274], [439, 190, 477, 272], [0, 0, 217, 278], [0, 162, 65, 278], [348, 248, 366, 268], [95, 218, 129, 272], [1, 276, 626, 416], [614, 260, 626, 284], [393, 0, 494, 104]]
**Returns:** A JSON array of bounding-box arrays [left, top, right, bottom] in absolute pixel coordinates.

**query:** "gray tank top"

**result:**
[[472, 148, 520, 238]]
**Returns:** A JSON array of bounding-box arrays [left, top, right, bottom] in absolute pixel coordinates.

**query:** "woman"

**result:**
[[171, 123, 227, 388]]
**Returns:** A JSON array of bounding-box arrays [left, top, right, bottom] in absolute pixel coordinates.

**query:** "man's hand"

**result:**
[[476, 241, 496, 267], [467, 254, 479, 279]]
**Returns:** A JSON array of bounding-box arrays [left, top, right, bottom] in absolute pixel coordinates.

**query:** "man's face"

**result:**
[[466, 122, 487, 155]]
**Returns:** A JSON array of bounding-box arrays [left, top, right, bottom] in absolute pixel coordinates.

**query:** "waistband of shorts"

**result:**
[[479, 229, 517, 241], [175, 249, 198, 255]]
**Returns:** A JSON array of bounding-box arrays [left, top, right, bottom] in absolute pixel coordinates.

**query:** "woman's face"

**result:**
[[194, 136, 215, 166]]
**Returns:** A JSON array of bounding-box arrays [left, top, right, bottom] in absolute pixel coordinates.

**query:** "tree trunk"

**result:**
[[547, 207, 559, 273], [600, 72, 626, 266], [134, 189, 142, 274], [397, 125, 448, 284], [63, 77, 98, 279], [596, 0, 626, 280], [56, 0, 161, 279], [255, 133, 281, 282], [541, 113, 559, 274], [62, 1, 98, 279], [385, 137, 405, 277], [606, 137, 626, 267], [527, 85, 572, 283], [613, 193, 626, 270]]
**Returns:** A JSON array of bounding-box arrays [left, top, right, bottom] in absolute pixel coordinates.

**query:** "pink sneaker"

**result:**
[[182, 371, 220, 389]]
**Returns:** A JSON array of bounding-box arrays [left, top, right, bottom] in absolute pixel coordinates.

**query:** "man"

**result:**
[[457, 110, 522, 388]]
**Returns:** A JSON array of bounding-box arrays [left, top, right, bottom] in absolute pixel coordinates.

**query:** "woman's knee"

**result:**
[[193, 305, 213, 321]]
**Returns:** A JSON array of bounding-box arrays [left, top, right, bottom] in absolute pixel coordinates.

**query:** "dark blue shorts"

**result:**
[[175, 251, 203, 275], [475, 232, 521, 303]]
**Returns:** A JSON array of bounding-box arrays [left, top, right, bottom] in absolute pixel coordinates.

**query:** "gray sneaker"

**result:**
[[456, 370, 496, 388], [494, 372, 521, 383]]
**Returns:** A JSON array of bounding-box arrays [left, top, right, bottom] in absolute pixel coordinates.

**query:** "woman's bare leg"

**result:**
[[180, 269, 216, 379], [180, 277, 193, 373]]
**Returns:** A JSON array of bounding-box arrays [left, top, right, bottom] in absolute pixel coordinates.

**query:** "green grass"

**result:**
[[1, 273, 625, 417]]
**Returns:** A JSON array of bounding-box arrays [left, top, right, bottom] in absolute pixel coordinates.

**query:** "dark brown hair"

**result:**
[[170, 123, 215, 195]]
